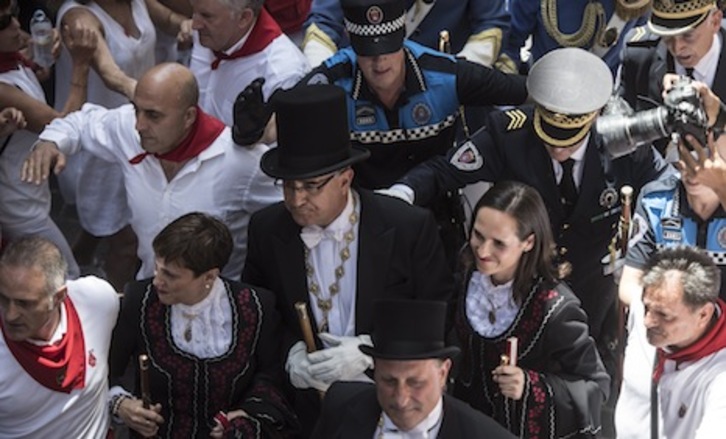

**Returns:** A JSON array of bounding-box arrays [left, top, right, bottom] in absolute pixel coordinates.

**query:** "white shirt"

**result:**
[[303, 190, 360, 338], [552, 134, 589, 190], [39, 103, 282, 279], [170, 278, 232, 358], [614, 293, 656, 439], [190, 25, 309, 126], [466, 272, 519, 338], [657, 345, 726, 438], [54, 0, 157, 235], [0, 276, 119, 439], [377, 398, 443, 438]]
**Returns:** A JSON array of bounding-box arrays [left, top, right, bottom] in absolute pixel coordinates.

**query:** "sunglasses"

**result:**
[[0, 6, 19, 32]]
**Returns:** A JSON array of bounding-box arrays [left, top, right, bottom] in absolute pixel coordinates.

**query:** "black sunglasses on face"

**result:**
[[0, 6, 19, 32]]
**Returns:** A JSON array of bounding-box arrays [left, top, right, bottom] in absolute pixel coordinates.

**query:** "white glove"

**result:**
[[285, 341, 329, 392], [375, 184, 415, 204], [308, 333, 373, 384]]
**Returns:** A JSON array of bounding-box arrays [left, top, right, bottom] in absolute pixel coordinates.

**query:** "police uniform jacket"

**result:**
[[311, 381, 516, 439], [399, 105, 668, 338], [626, 172, 726, 298], [619, 26, 726, 113], [299, 40, 527, 189], [304, 0, 510, 58]]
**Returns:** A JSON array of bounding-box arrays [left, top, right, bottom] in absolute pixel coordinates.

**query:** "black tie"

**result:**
[[685, 67, 695, 79], [559, 159, 578, 216]]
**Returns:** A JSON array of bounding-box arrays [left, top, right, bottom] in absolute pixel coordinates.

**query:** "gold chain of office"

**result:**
[[541, 0, 651, 49]]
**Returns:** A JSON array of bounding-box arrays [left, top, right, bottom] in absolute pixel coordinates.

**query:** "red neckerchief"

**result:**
[[1, 296, 86, 393], [129, 106, 225, 165], [653, 299, 726, 382], [0, 51, 37, 74], [210, 8, 282, 70]]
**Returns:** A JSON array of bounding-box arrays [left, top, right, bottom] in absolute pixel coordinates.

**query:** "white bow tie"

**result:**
[[300, 226, 345, 249]]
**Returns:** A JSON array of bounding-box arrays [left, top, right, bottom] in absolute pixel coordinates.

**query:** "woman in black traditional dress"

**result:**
[[454, 181, 610, 438], [108, 212, 297, 438]]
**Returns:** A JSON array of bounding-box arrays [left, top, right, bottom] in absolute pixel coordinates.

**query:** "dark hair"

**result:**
[[0, 237, 67, 296], [642, 246, 720, 310], [461, 181, 557, 303], [152, 213, 233, 277]]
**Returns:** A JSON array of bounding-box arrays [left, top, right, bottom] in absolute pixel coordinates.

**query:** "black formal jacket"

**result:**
[[399, 106, 668, 340], [312, 381, 516, 439], [619, 26, 726, 113], [242, 189, 454, 350], [242, 189, 454, 436]]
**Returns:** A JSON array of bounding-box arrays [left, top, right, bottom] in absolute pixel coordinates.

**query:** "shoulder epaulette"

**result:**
[[504, 109, 527, 131]]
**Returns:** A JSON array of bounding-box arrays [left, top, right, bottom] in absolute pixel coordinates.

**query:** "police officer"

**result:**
[[619, 0, 726, 128], [504, 0, 650, 74], [302, 0, 511, 69], [235, 0, 527, 264], [389, 50, 668, 426]]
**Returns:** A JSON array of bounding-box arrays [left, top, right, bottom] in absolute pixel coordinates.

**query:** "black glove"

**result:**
[[232, 77, 274, 145]]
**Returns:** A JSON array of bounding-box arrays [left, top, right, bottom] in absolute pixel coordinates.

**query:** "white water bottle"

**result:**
[[30, 10, 54, 68]]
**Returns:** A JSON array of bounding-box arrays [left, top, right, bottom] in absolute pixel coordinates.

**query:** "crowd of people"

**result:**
[[3, 0, 726, 437]]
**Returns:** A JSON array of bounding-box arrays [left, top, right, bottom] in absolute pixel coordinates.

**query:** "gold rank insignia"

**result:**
[[629, 26, 647, 42], [504, 109, 527, 131]]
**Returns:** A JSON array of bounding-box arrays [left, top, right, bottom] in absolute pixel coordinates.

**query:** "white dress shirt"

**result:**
[[39, 104, 281, 279], [302, 190, 360, 339], [376, 398, 443, 438]]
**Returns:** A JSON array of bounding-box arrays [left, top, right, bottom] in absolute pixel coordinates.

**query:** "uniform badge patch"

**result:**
[[599, 187, 618, 209], [366, 6, 383, 24], [412, 103, 432, 125], [450, 141, 483, 171], [504, 109, 527, 131], [717, 225, 726, 249], [307, 73, 329, 85], [661, 217, 683, 242], [355, 105, 376, 126]]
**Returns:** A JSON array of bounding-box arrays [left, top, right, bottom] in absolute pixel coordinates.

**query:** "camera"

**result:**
[[596, 77, 709, 158]]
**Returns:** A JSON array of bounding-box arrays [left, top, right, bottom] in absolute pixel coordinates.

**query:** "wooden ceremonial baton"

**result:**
[[139, 354, 151, 409], [619, 186, 634, 257], [294, 302, 325, 399], [295, 302, 317, 353]]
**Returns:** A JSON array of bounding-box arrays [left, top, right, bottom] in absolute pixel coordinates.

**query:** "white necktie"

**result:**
[[300, 226, 345, 249]]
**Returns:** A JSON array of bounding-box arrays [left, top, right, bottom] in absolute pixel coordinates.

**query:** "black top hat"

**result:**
[[359, 300, 460, 360], [342, 0, 406, 56], [261, 85, 370, 180], [649, 0, 717, 36]]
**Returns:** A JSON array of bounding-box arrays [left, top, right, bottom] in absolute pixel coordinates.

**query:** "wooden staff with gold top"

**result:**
[[295, 302, 317, 354], [139, 354, 151, 409], [619, 185, 634, 257], [295, 302, 325, 399]]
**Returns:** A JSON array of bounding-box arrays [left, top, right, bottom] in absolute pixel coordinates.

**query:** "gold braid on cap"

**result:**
[[615, 0, 652, 21], [652, 0, 714, 20], [534, 105, 598, 148]]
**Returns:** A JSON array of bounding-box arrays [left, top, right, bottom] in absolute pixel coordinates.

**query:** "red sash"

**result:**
[[0, 51, 37, 74], [129, 106, 225, 164], [2, 296, 86, 393], [653, 299, 726, 382], [211, 8, 282, 70]]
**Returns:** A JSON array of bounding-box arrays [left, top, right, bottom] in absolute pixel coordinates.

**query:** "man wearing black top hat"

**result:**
[[241, 84, 453, 435], [619, 0, 726, 153], [312, 299, 515, 439]]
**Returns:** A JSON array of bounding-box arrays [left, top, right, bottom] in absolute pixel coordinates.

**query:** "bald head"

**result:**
[[133, 63, 201, 155], [136, 63, 199, 109]]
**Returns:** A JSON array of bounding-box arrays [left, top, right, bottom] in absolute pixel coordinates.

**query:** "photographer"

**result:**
[[618, 0, 725, 155]]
